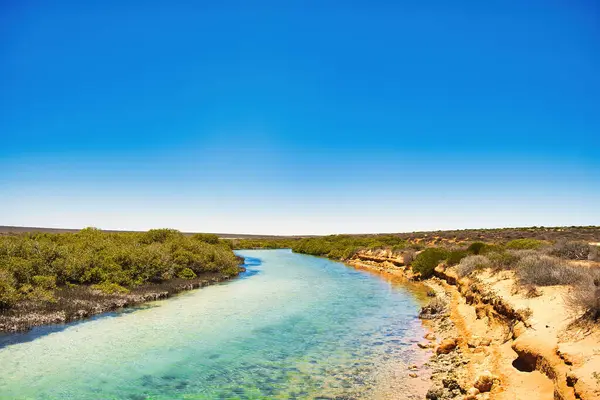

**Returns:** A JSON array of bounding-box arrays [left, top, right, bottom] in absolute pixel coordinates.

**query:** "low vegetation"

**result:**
[[515, 253, 583, 286], [290, 235, 411, 259], [228, 227, 600, 320], [0, 228, 241, 310], [567, 272, 600, 320], [550, 240, 591, 260], [228, 238, 297, 250], [412, 248, 449, 278], [505, 238, 547, 250], [456, 255, 492, 277]]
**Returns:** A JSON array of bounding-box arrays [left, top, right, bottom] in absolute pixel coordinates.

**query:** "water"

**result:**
[[0, 250, 430, 399]]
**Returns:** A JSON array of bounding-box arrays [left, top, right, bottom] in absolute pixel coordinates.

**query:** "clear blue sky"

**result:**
[[1, 1, 599, 235]]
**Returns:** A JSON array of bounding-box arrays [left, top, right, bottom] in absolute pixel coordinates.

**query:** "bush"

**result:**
[[327, 247, 356, 260], [402, 249, 416, 265], [289, 234, 408, 259], [516, 254, 585, 286], [141, 229, 183, 244], [0, 270, 19, 309], [487, 251, 519, 270], [25, 287, 56, 303], [446, 250, 468, 266], [566, 268, 600, 320], [467, 242, 486, 255], [0, 228, 241, 310], [550, 241, 590, 260], [32, 275, 57, 289], [91, 282, 130, 294], [177, 267, 197, 280], [506, 239, 546, 250], [456, 255, 491, 277], [412, 248, 448, 279], [590, 245, 600, 262], [192, 233, 220, 244]]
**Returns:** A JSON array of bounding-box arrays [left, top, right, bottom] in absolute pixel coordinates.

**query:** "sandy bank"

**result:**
[[347, 249, 600, 400]]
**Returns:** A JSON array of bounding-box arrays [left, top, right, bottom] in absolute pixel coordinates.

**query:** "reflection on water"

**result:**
[[0, 249, 429, 399]]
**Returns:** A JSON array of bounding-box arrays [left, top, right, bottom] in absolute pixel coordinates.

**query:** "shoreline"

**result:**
[[0, 267, 245, 334], [344, 249, 600, 400]]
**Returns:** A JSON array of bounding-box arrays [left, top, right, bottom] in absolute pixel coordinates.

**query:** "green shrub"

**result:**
[[177, 267, 197, 280], [391, 244, 407, 253], [25, 287, 56, 303], [479, 243, 504, 254], [142, 228, 183, 244], [0, 270, 19, 309], [446, 250, 468, 266], [412, 248, 449, 279], [409, 243, 425, 251], [192, 233, 220, 244], [506, 239, 546, 250], [467, 242, 486, 255], [0, 228, 241, 309], [32, 275, 57, 289], [92, 282, 130, 294], [487, 251, 519, 269]]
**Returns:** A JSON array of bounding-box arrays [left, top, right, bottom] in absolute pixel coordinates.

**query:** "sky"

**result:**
[[1, 1, 599, 235]]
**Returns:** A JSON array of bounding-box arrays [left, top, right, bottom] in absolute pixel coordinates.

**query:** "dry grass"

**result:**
[[589, 245, 600, 262], [402, 249, 416, 265], [456, 255, 491, 277], [516, 254, 586, 286], [566, 268, 600, 320], [550, 240, 591, 260]]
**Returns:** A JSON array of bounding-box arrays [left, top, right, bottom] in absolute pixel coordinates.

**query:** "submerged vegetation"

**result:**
[[0, 228, 240, 310]]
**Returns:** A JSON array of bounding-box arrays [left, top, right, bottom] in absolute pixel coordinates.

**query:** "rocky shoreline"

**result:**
[[0, 266, 245, 334], [346, 249, 600, 400]]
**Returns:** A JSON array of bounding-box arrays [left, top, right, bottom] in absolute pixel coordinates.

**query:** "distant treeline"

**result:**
[[0, 228, 240, 309], [229, 234, 418, 260]]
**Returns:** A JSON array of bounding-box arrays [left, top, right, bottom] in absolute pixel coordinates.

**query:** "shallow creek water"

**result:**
[[0, 249, 430, 399]]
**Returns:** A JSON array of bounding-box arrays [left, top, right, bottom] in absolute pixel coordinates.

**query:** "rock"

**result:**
[[436, 338, 458, 354], [425, 384, 444, 400], [475, 304, 488, 319], [467, 387, 480, 396], [408, 364, 418, 370], [424, 332, 436, 341], [512, 321, 527, 339], [468, 336, 491, 348], [409, 372, 418, 378], [418, 342, 434, 349], [442, 377, 462, 391], [473, 371, 497, 393]]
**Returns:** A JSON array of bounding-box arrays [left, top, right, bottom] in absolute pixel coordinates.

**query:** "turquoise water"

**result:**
[[0, 250, 429, 399]]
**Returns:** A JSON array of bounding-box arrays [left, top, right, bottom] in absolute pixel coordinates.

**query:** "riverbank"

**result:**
[[0, 229, 246, 333], [0, 268, 244, 333], [0, 249, 438, 399], [347, 249, 600, 400]]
